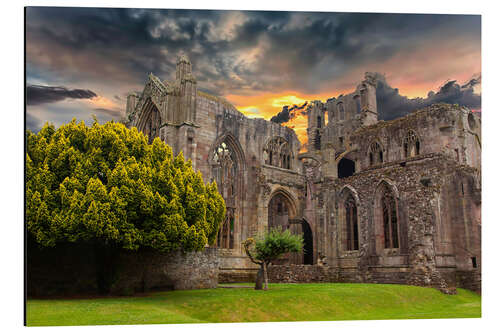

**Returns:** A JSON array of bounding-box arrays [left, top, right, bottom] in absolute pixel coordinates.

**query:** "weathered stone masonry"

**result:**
[[128, 57, 481, 292]]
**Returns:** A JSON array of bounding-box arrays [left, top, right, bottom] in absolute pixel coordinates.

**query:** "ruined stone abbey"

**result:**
[[126, 55, 481, 292]]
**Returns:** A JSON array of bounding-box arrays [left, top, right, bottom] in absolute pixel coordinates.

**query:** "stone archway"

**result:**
[[267, 190, 297, 232], [267, 189, 301, 264], [136, 98, 161, 144]]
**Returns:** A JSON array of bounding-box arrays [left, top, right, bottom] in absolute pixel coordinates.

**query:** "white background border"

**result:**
[[3, 0, 498, 331]]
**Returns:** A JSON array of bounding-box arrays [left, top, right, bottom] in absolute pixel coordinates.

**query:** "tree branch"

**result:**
[[243, 238, 263, 265]]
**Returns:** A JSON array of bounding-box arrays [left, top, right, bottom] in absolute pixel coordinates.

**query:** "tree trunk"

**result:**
[[263, 262, 269, 291], [255, 265, 264, 290]]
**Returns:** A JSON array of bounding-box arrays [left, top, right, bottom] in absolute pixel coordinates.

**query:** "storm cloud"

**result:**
[[375, 73, 481, 120], [25, 7, 480, 138], [271, 102, 308, 124], [26, 8, 480, 96], [270, 74, 481, 125], [27, 85, 97, 106]]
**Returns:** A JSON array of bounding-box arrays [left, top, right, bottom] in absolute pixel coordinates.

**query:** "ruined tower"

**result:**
[[175, 54, 197, 125], [306, 100, 326, 151]]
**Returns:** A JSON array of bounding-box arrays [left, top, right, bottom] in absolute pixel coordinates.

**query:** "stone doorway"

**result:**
[[302, 220, 314, 265]]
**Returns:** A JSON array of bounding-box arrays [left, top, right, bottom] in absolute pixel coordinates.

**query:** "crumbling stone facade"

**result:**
[[127, 57, 481, 292], [27, 242, 218, 296]]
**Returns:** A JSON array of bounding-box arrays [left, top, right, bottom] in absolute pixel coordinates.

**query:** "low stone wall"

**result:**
[[267, 264, 468, 294], [27, 241, 218, 297], [268, 265, 340, 283], [218, 268, 258, 283]]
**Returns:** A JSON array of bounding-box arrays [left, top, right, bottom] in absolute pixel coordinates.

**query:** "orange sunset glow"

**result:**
[[225, 92, 340, 144]]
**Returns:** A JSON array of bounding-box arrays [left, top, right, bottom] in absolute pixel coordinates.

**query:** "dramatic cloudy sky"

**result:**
[[26, 7, 481, 144]]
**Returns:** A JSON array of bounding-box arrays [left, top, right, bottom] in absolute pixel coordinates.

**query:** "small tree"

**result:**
[[243, 228, 303, 290]]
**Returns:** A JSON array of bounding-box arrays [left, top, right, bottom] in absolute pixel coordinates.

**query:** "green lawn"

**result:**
[[26, 283, 481, 326]]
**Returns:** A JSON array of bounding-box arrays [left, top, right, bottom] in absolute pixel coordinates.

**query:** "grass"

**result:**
[[26, 283, 481, 326]]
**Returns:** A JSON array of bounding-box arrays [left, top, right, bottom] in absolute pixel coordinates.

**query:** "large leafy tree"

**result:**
[[243, 229, 303, 290], [26, 120, 225, 254]]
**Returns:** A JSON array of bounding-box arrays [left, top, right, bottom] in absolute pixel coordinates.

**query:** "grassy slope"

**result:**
[[26, 283, 481, 326]]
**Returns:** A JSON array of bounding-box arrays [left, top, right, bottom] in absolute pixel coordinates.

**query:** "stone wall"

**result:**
[[268, 265, 339, 283], [27, 241, 218, 297], [456, 270, 481, 293]]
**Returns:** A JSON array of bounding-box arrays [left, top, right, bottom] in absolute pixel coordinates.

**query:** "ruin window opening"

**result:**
[[317, 116, 322, 128], [338, 103, 345, 120], [268, 193, 294, 237], [338, 158, 355, 179], [212, 140, 239, 249], [354, 95, 361, 114], [315, 130, 321, 150], [471, 256, 477, 268], [360, 88, 368, 108], [403, 130, 420, 158], [138, 100, 160, 145], [369, 141, 383, 166], [345, 194, 359, 251], [264, 137, 292, 169], [302, 220, 314, 265], [381, 187, 399, 249], [187, 137, 194, 160]]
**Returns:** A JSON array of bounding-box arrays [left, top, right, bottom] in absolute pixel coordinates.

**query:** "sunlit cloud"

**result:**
[[26, 8, 480, 144]]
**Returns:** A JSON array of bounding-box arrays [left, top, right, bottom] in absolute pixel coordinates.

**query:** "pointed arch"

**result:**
[[368, 140, 384, 166], [339, 186, 360, 251], [268, 187, 299, 220], [210, 132, 246, 171], [211, 132, 246, 249], [374, 180, 400, 253], [403, 129, 420, 158], [136, 98, 162, 144], [263, 136, 293, 169]]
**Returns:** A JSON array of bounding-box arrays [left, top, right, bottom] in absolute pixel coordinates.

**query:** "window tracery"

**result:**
[[344, 193, 359, 251], [403, 130, 420, 158], [369, 141, 383, 166], [212, 140, 238, 249], [264, 137, 292, 169], [381, 185, 399, 249]]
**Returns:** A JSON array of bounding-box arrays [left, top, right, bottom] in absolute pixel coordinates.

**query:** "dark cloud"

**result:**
[[271, 102, 308, 124], [374, 73, 481, 120], [26, 8, 481, 98], [26, 85, 97, 106], [270, 74, 481, 124]]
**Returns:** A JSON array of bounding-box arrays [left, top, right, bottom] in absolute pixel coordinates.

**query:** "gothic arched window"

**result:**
[[212, 140, 238, 249], [369, 141, 383, 166], [137, 99, 161, 144], [360, 87, 368, 108], [403, 130, 420, 158], [344, 193, 359, 251], [381, 186, 399, 249], [314, 130, 321, 150], [264, 137, 292, 169], [338, 102, 345, 120], [354, 95, 361, 114]]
